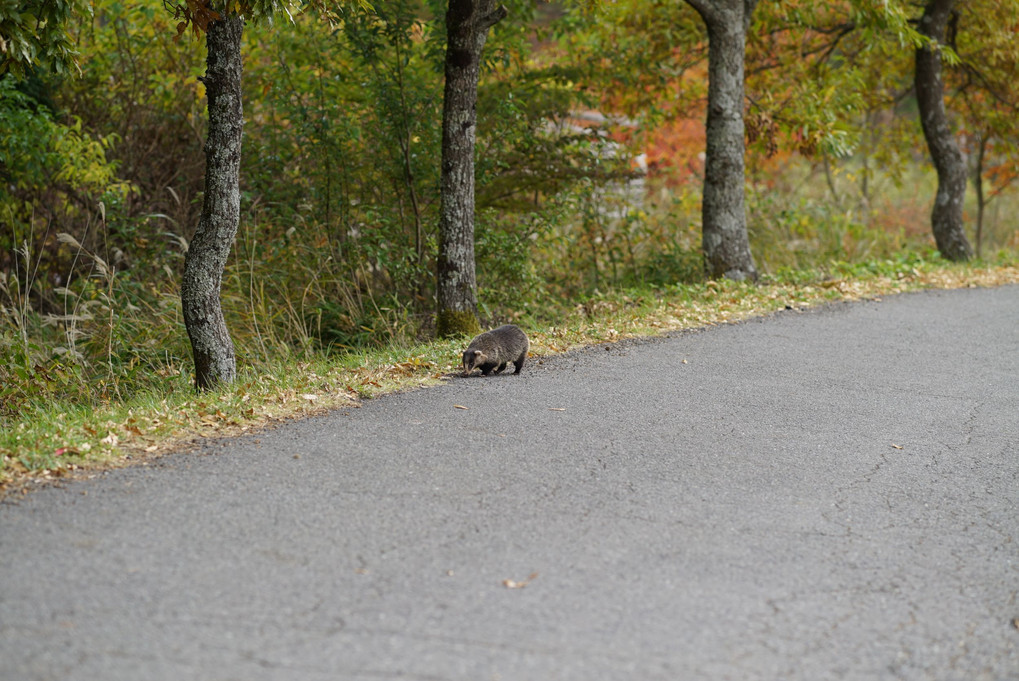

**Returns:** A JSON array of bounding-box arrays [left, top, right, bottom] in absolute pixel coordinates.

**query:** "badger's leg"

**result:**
[[513, 355, 526, 374]]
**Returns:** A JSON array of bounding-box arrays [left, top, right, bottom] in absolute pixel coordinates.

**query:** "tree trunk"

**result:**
[[435, 0, 506, 338], [685, 0, 758, 282], [915, 0, 973, 262], [181, 14, 244, 390], [972, 130, 988, 258]]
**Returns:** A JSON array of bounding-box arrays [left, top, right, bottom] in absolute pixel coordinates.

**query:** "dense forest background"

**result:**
[[2, 0, 1018, 415]]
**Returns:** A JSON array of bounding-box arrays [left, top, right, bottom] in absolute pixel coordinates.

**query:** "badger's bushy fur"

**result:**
[[462, 324, 529, 376]]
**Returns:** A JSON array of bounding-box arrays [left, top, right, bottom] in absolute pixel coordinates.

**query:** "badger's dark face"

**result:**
[[462, 349, 484, 375]]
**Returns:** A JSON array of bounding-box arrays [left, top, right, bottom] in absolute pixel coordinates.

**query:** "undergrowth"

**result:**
[[3, 8, 1018, 491], [4, 143, 1018, 492], [2, 248, 1017, 493]]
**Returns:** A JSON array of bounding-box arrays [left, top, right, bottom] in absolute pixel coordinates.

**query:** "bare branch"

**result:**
[[479, 4, 507, 31]]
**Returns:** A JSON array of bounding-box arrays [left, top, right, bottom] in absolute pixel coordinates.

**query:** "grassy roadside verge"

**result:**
[[2, 255, 1017, 495]]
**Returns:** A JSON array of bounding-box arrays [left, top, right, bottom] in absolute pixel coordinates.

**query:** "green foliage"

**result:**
[[747, 192, 906, 271], [474, 208, 549, 319], [64, 2, 208, 231], [553, 0, 706, 121], [164, 0, 301, 39], [0, 218, 193, 420], [0, 0, 91, 76], [0, 78, 123, 223], [242, 3, 442, 349], [0, 74, 130, 352], [1, 3, 197, 416], [2, 0, 1019, 461], [239, 0, 626, 345]]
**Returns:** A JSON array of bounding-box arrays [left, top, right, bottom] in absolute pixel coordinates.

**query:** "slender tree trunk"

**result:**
[[915, 0, 973, 261], [972, 131, 988, 258], [435, 0, 506, 338], [822, 155, 841, 209], [685, 0, 758, 281], [181, 14, 244, 390], [860, 111, 872, 214]]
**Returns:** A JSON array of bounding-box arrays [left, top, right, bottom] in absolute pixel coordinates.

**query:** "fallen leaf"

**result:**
[[502, 572, 539, 589], [891, 444, 904, 450], [301, 394, 318, 402], [454, 404, 469, 410], [549, 407, 566, 411]]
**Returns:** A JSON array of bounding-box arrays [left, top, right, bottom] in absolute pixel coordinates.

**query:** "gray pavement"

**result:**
[[1, 285, 1018, 681]]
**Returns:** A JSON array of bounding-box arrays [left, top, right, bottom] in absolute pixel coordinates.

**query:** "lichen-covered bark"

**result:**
[[685, 0, 758, 282], [436, 309, 481, 339], [915, 0, 972, 262], [181, 15, 244, 390], [436, 0, 506, 339]]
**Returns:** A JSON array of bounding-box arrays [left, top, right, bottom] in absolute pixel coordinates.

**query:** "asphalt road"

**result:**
[[2, 286, 1018, 681]]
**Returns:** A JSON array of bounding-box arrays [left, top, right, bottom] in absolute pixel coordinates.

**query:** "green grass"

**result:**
[[4, 157, 1018, 493], [3, 252, 1016, 493]]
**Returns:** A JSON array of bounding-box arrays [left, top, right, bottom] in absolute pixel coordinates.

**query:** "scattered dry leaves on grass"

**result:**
[[2, 264, 1017, 495]]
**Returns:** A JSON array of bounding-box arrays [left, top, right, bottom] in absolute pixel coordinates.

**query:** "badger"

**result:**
[[462, 324, 529, 376]]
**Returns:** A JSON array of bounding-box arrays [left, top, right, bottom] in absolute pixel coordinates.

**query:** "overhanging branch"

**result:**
[[479, 4, 507, 32]]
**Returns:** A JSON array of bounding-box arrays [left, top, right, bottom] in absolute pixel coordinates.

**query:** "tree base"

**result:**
[[436, 309, 482, 339]]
